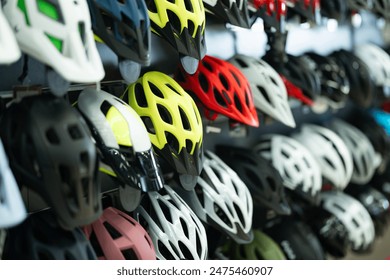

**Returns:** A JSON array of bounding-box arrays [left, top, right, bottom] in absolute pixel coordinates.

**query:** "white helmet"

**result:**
[[328, 119, 381, 185], [175, 150, 254, 244], [134, 185, 208, 260], [229, 54, 296, 128], [354, 44, 390, 87], [254, 135, 322, 202], [293, 124, 353, 190], [77, 88, 164, 210], [0, 139, 27, 228], [320, 191, 375, 251], [2, 0, 104, 83], [0, 5, 21, 64]]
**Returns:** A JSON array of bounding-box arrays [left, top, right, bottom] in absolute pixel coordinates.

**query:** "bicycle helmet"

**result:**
[[349, 111, 390, 174], [320, 191, 375, 252], [280, 75, 314, 106], [146, 0, 207, 60], [0, 5, 21, 64], [87, 0, 150, 65], [264, 216, 326, 260], [134, 185, 208, 260], [331, 49, 375, 108], [203, 0, 251, 28], [355, 44, 390, 88], [2, 211, 97, 260], [347, 0, 373, 10], [286, 0, 321, 24], [0, 95, 102, 230], [248, 0, 287, 31], [0, 139, 27, 229], [328, 119, 381, 185], [175, 55, 259, 127], [175, 151, 253, 244], [309, 209, 350, 258], [77, 88, 164, 209], [371, 109, 390, 135], [228, 54, 295, 127], [280, 54, 321, 103], [254, 135, 322, 204], [306, 52, 350, 108], [215, 145, 291, 215], [370, 166, 390, 204], [372, 0, 390, 19], [219, 230, 286, 260], [320, 0, 348, 22], [293, 124, 353, 191], [2, 0, 105, 83], [345, 185, 390, 237], [125, 71, 204, 190], [83, 207, 156, 260]]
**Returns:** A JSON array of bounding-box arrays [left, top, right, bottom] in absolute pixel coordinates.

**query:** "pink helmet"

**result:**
[[83, 207, 156, 260]]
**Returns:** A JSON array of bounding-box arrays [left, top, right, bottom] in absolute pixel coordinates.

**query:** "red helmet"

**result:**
[[286, 0, 320, 24], [83, 207, 156, 260], [175, 55, 259, 127], [248, 0, 287, 31]]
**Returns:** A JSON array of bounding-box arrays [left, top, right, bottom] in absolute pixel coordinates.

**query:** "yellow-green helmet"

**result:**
[[219, 230, 286, 260], [146, 0, 206, 60], [125, 71, 203, 190]]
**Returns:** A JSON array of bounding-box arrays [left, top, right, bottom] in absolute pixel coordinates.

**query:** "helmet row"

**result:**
[[3, 1, 390, 85], [1, 90, 388, 259], [0, 0, 320, 82], [2, 184, 385, 260], [1, 70, 385, 230]]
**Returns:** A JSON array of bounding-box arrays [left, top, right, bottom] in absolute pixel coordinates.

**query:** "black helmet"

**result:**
[[2, 211, 97, 260], [215, 145, 291, 216], [309, 208, 350, 258], [331, 50, 375, 108], [87, 0, 151, 65], [305, 52, 350, 107], [345, 184, 390, 237], [371, 165, 390, 203], [320, 0, 348, 22], [203, 0, 251, 28], [264, 217, 326, 260], [281, 54, 321, 102], [348, 111, 390, 174], [0, 95, 102, 230]]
